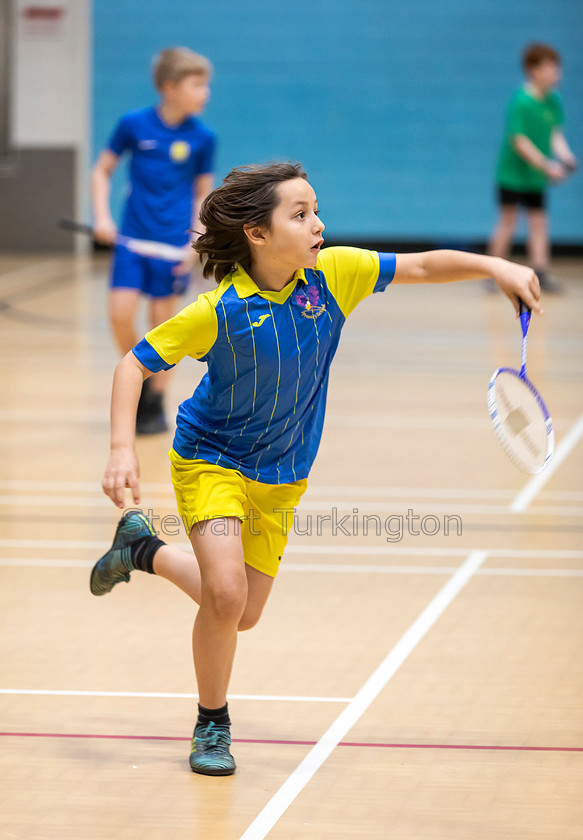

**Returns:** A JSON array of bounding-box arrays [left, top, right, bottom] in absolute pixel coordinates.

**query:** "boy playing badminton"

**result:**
[[488, 43, 577, 294], [91, 163, 542, 776], [92, 47, 216, 433]]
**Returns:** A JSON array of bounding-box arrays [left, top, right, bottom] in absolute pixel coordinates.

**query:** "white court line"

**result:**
[[510, 412, 583, 513], [283, 565, 583, 578], [306, 487, 583, 501], [0, 411, 489, 430], [296, 501, 583, 515], [238, 550, 489, 840], [325, 414, 581, 430], [1, 494, 581, 516], [2, 539, 583, 559], [2, 558, 582, 577], [0, 409, 108, 422], [0, 495, 172, 508], [0, 689, 351, 703], [1, 479, 582, 501], [288, 546, 583, 558], [326, 415, 488, 429]]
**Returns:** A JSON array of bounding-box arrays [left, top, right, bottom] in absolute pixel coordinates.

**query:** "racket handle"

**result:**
[[518, 299, 531, 338], [58, 218, 94, 235]]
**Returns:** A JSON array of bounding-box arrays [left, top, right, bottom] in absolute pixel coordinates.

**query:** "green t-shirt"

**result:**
[[496, 86, 564, 192]]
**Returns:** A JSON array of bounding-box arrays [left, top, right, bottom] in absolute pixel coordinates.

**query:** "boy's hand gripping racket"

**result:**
[[487, 301, 554, 474], [58, 219, 189, 263]]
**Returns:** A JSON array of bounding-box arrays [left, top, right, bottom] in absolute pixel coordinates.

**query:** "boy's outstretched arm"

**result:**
[[92, 150, 120, 245], [393, 251, 542, 315], [102, 352, 151, 509]]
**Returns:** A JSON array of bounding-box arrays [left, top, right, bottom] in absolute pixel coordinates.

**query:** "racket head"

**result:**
[[487, 366, 554, 474]]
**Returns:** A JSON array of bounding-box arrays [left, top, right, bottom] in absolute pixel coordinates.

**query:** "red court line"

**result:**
[[1, 732, 582, 752]]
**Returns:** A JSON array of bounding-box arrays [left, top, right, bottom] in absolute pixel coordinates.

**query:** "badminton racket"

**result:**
[[58, 219, 189, 263], [487, 300, 554, 474]]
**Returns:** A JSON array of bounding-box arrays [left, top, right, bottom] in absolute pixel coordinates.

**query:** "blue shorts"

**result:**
[[110, 244, 190, 298]]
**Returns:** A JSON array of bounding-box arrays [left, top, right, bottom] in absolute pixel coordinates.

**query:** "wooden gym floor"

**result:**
[[0, 252, 582, 839]]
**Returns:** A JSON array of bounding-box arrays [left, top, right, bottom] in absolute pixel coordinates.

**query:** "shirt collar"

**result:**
[[231, 264, 308, 300]]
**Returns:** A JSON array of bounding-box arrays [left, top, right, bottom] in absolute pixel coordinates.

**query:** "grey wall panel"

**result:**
[[0, 148, 75, 251]]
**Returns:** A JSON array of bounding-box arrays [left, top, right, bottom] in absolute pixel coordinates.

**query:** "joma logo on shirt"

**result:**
[[251, 314, 271, 328]]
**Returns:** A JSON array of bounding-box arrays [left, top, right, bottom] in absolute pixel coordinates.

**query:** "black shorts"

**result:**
[[497, 187, 546, 210]]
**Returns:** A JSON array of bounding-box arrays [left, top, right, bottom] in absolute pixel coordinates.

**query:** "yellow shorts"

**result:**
[[169, 450, 307, 578]]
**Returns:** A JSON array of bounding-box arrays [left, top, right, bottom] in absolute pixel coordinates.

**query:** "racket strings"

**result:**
[[489, 370, 551, 473]]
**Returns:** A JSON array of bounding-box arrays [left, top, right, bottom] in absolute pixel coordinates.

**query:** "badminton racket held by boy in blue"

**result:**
[[58, 219, 189, 263]]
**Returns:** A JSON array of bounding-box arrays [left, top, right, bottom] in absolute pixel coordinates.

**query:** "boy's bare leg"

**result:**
[[485, 206, 518, 292], [108, 289, 141, 354], [189, 519, 248, 709], [153, 543, 273, 630], [488, 205, 518, 259], [527, 208, 561, 292], [527, 207, 549, 270], [153, 544, 202, 602]]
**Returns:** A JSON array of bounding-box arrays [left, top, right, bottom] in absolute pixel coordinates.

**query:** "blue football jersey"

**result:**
[[107, 106, 216, 246]]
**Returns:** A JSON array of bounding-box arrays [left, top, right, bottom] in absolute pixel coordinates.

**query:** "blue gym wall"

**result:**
[[93, 0, 583, 244]]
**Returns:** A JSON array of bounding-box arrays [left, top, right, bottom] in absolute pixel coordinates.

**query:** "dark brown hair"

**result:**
[[194, 162, 308, 283], [522, 43, 561, 72], [152, 47, 212, 91]]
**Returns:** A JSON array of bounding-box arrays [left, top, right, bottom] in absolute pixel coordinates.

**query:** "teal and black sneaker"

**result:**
[[189, 721, 236, 776], [90, 511, 156, 596]]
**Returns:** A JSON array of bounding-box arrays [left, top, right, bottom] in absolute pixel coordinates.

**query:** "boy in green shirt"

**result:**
[[488, 43, 577, 293]]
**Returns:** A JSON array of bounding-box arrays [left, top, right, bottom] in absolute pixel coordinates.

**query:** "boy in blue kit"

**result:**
[[90, 163, 542, 776], [92, 47, 216, 433]]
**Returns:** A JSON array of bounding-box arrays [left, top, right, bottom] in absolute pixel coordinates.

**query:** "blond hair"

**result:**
[[152, 47, 212, 90]]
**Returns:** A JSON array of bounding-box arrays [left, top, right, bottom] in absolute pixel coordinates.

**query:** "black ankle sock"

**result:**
[[197, 702, 230, 728], [129, 536, 165, 574]]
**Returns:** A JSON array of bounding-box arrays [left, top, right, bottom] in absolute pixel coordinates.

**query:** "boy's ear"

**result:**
[[244, 224, 267, 246], [160, 79, 177, 96]]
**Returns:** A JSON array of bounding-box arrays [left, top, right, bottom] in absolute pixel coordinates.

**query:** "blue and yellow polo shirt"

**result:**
[[133, 246, 396, 484]]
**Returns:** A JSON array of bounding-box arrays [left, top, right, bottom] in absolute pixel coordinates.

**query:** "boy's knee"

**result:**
[[205, 580, 247, 624]]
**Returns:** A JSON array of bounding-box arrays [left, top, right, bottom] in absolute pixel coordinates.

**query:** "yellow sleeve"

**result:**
[[140, 291, 218, 368], [316, 246, 381, 317]]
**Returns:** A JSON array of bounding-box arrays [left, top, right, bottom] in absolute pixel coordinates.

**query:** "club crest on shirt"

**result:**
[[169, 141, 191, 162], [293, 285, 326, 319]]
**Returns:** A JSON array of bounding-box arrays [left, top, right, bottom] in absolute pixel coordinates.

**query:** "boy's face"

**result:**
[[529, 59, 561, 92], [163, 74, 210, 115], [254, 178, 325, 273]]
